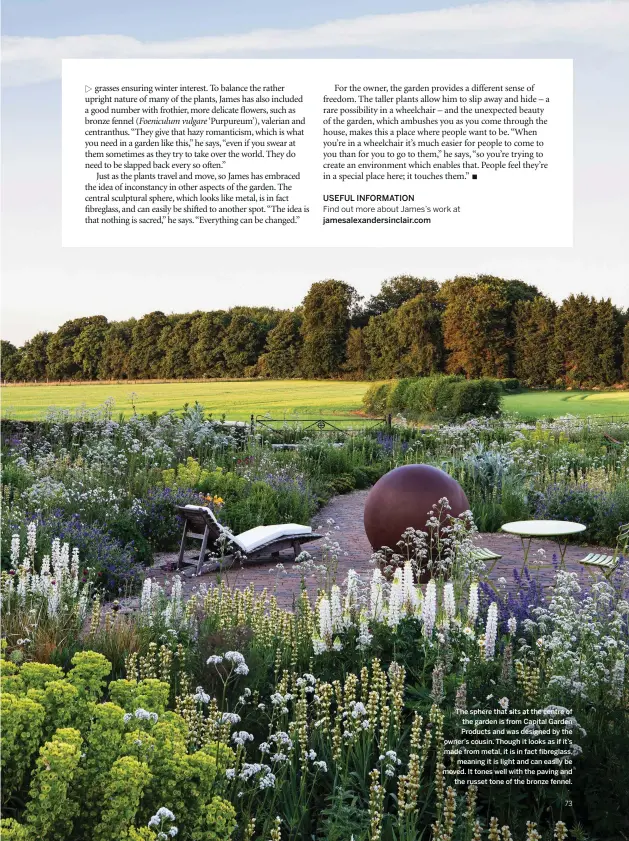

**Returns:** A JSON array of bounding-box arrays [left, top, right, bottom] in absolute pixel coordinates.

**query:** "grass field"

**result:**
[[502, 389, 629, 419], [0, 380, 370, 422], [1, 380, 628, 421]]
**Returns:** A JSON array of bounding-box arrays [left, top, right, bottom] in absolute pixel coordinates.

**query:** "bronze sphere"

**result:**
[[364, 464, 470, 554]]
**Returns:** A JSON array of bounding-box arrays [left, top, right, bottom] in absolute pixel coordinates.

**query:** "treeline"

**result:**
[[2, 275, 629, 387]]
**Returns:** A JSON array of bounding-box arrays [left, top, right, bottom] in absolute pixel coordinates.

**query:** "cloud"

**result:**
[[2, 0, 628, 86]]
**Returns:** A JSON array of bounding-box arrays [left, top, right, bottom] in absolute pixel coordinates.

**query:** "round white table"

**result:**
[[501, 520, 587, 570]]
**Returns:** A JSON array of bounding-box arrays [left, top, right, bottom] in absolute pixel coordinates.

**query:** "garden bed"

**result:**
[[2, 404, 628, 840]]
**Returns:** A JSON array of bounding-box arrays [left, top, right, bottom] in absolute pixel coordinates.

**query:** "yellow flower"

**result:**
[[203, 494, 224, 507]]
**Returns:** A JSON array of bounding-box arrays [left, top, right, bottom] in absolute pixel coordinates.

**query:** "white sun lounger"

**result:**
[[176, 505, 322, 575]]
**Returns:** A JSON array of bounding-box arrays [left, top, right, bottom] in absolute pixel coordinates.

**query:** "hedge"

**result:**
[[363, 375, 503, 420]]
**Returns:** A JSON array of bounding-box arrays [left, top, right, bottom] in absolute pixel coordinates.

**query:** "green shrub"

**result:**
[[416, 374, 463, 416], [350, 464, 383, 489], [23, 728, 83, 840], [535, 483, 629, 545], [93, 756, 152, 841], [127, 828, 157, 841], [41, 679, 83, 736], [109, 677, 170, 715], [67, 650, 112, 699], [385, 378, 414, 413], [192, 796, 237, 841], [0, 818, 29, 840], [362, 382, 393, 414], [19, 661, 64, 690], [496, 377, 520, 392], [368, 375, 502, 420], [325, 473, 356, 495], [1, 658, 25, 695], [1, 693, 46, 803], [1, 652, 235, 841], [448, 378, 502, 418], [81, 702, 129, 825]]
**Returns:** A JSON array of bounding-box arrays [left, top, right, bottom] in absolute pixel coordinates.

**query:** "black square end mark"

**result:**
[[472, 174, 478, 179]]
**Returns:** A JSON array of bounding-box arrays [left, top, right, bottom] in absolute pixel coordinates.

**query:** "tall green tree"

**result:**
[[46, 317, 106, 381], [98, 320, 135, 379], [344, 327, 369, 380], [300, 280, 358, 377], [158, 313, 201, 379], [514, 296, 560, 387], [127, 312, 169, 378], [362, 311, 401, 378], [358, 276, 437, 324], [259, 311, 303, 378], [14, 332, 52, 381], [72, 316, 109, 380], [1, 341, 21, 381], [594, 299, 623, 386], [554, 295, 621, 387], [221, 312, 271, 377], [502, 280, 540, 374], [189, 311, 231, 378], [623, 321, 629, 383], [440, 276, 513, 378], [394, 288, 445, 376], [503, 279, 540, 307]]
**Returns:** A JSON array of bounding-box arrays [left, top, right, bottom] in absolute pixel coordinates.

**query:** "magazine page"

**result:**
[[1, 2, 628, 840]]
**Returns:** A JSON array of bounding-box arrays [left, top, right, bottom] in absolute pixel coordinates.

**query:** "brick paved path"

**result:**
[[139, 491, 613, 612]]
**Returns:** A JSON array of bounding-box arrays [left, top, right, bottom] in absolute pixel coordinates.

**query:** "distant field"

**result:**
[[1, 380, 628, 421], [0, 380, 370, 422]]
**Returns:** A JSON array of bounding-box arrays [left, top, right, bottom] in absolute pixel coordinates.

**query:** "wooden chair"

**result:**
[[579, 523, 628, 580], [470, 546, 502, 573], [176, 505, 322, 575], [578, 552, 618, 579]]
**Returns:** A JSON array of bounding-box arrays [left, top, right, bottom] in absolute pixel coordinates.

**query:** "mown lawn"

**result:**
[[1, 380, 627, 421], [502, 389, 629, 419]]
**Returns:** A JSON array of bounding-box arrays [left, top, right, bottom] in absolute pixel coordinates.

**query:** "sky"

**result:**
[[2, 0, 628, 346]]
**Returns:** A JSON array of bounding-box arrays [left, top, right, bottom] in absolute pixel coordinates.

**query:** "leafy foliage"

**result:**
[[3, 277, 627, 387], [1, 654, 235, 841], [363, 375, 502, 420]]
